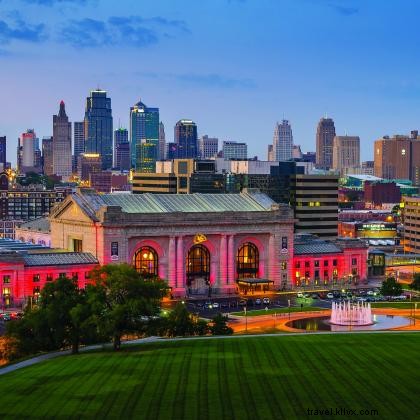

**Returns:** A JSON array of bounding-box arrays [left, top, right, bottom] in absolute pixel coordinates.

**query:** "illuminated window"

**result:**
[[295, 271, 300, 278], [281, 261, 287, 270], [134, 246, 158, 277], [33, 274, 40, 282], [402, 149, 406, 156], [46, 274, 53, 282], [295, 261, 301, 268], [3, 275, 10, 284], [237, 243, 259, 279], [187, 244, 210, 285], [314, 260, 319, 267]]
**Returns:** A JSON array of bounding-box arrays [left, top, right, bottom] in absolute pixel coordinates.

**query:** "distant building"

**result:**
[[159, 122, 166, 160], [198, 135, 218, 159], [332, 135, 360, 175], [115, 142, 130, 172], [130, 100, 159, 171], [267, 144, 274, 161], [0, 136, 6, 169], [374, 131, 420, 185], [403, 196, 420, 253], [361, 161, 374, 176], [364, 181, 401, 207], [273, 120, 293, 161], [175, 119, 198, 159], [78, 153, 101, 182], [292, 145, 303, 160], [15, 217, 51, 247], [222, 141, 247, 160], [114, 128, 128, 168], [84, 89, 113, 170], [42, 136, 54, 176], [166, 142, 178, 160], [53, 101, 72, 180], [302, 151, 316, 163], [17, 129, 41, 174], [89, 171, 112, 193], [316, 117, 336, 169], [73, 121, 85, 172]]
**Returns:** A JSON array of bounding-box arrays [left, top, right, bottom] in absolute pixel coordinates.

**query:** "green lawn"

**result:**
[[231, 306, 325, 317], [371, 301, 418, 309], [0, 334, 419, 419]]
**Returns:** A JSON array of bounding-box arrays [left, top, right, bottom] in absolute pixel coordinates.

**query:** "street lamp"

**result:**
[[244, 306, 248, 333], [288, 299, 291, 320]]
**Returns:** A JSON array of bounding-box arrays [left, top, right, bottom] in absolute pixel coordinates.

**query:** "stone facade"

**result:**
[[50, 191, 295, 296]]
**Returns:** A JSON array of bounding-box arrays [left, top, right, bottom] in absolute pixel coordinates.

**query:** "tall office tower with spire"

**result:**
[[53, 101, 72, 180], [84, 89, 113, 170], [130, 99, 159, 172], [273, 120, 293, 161], [316, 117, 336, 169], [175, 119, 198, 158], [159, 122, 166, 160], [73, 121, 85, 172]]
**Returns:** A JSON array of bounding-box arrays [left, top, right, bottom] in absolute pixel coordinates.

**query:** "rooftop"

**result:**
[[76, 191, 282, 214], [17, 217, 50, 233], [22, 252, 98, 267], [0, 238, 49, 252]]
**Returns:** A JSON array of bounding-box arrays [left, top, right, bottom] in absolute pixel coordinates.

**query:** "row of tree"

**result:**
[[380, 273, 420, 296], [3, 264, 232, 362]]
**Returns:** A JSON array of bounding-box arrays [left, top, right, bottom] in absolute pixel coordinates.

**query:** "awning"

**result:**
[[237, 278, 274, 286]]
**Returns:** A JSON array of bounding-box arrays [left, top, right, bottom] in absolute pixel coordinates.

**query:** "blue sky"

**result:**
[[1, 0, 420, 164]]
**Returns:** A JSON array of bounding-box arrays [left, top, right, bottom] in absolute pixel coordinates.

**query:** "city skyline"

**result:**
[[2, 1, 420, 164]]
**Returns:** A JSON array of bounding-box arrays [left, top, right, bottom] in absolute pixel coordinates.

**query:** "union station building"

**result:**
[[49, 190, 295, 296]]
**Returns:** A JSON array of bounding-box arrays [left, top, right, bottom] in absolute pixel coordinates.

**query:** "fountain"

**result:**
[[330, 301, 373, 326]]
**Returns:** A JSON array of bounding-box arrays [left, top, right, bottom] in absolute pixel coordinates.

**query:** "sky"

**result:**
[[1, 0, 420, 164]]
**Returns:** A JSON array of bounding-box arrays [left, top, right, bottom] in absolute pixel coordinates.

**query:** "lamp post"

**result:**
[[244, 306, 248, 333], [288, 299, 291, 320]]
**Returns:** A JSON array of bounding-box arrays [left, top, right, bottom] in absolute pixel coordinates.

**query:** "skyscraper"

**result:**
[[332, 135, 360, 175], [273, 120, 293, 161], [130, 100, 159, 171], [174, 120, 198, 159], [198, 135, 218, 159], [267, 144, 274, 161], [17, 129, 36, 174], [222, 141, 247, 160], [114, 127, 128, 167], [42, 136, 54, 176], [73, 121, 84, 172], [159, 122, 166, 160], [53, 101, 72, 180], [316, 117, 336, 169], [84, 89, 113, 170], [0, 136, 6, 168]]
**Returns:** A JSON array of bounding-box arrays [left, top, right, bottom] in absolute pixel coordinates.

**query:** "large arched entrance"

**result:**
[[133, 246, 158, 277], [236, 242, 261, 294], [186, 244, 210, 295]]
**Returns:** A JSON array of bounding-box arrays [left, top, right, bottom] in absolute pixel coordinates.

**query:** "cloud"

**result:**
[[60, 15, 188, 48], [328, 3, 359, 16], [0, 18, 46, 44]]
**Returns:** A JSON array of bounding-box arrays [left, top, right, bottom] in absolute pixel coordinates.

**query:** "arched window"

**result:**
[[237, 242, 259, 279], [186, 244, 210, 286], [133, 246, 158, 277]]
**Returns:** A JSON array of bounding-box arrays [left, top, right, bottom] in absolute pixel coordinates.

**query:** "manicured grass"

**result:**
[[371, 302, 418, 309], [0, 334, 419, 419], [231, 306, 325, 317]]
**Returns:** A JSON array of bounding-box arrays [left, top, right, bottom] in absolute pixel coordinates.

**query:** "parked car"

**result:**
[[326, 293, 334, 299], [262, 297, 270, 305], [297, 293, 304, 298], [367, 290, 375, 296], [255, 298, 262, 305], [212, 302, 220, 309]]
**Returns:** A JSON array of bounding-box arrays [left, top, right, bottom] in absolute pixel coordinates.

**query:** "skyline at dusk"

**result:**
[[2, 0, 420, 163]]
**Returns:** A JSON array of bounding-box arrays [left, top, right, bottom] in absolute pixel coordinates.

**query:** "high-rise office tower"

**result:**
[[0, 136, 6, 168], [174, 120, 198, 159], [84, 89, 113, 170], [198, 135, 218, 159], [267, 144, 274, 161], [53, 101, 72, 180], [222, 141, 247, 160], [115, 142, 130, 171], [17, 129, 36, 173], [332, 135, 360, 175], [159, 122, 166, 160], [42, 136, 54, 176], [273, 120, 293, 161], [316, 117, 336, 169], [130, 100, 159, 171], [73, 121, 84, 172], [374, 131, 420, 185], [114, 127, 128, 167]]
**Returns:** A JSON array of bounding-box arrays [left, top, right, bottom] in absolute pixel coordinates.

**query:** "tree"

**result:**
[[87, 264, 168, 350], [380, 277, 403, 297], [209, 313, 233, 335], [165, 302, 196, 337], [410, 273, 420, 291]]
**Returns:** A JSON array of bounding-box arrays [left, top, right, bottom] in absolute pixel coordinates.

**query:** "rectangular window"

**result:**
[[305, 261, 310, 268], [72, 272, 78, 280], [351, 258, 357, 265], [352, 268, 358, 276], [323, 260, 328, 267], [281, 261, 287, 270], [177, 161, 188, 174], [3, 275, 10, 284], [178, 177, 188, 189], [111, 242, 118, 257], [305, 271, 310, 278], [295, 261, 300, 268], [314, 270, 319, 279], [333, 269, 338, 276], [281, 236, 288, 250], [3, 287, 11, 295], [72, 239, 83, 252], [59, 273, 66, 279], [333, 259, 337, 267], [46, 274, 53, 282], [314, 260, 319, 267], [33, 274, 40, 282]]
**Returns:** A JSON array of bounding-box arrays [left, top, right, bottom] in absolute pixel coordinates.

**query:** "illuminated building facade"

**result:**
[[402, 196, 420, 253], [49, 190, 295, 296]]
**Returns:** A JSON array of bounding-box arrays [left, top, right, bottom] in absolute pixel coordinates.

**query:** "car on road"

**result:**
[[212, 302, 220, 309], [326, 293, 334, 299], [367, 290, 375, 296], [297, 293, 304, 298], [262, 297, 270, 305], [255, 298, 262, 305]]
